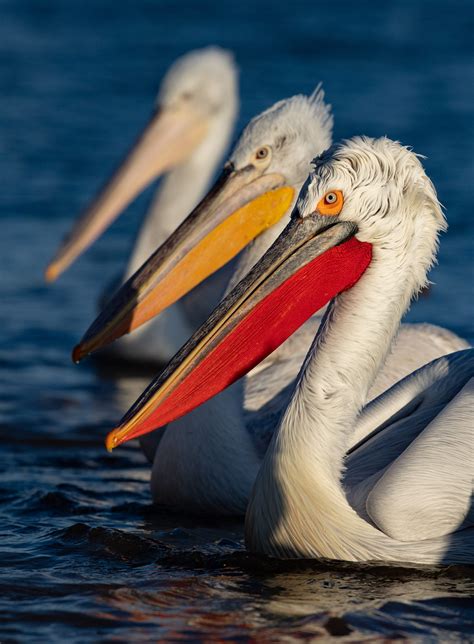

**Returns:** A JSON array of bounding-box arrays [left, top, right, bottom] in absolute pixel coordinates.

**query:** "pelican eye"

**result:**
[[317, 190, 344, 216], [255, 146, 270, 161]]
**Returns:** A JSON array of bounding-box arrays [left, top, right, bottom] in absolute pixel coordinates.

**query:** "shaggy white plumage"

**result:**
[[245, 137, 473, 564]]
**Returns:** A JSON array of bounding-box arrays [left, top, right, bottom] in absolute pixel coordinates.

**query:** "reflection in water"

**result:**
[[259, 567, 472, 618], [91, 553, 474, 639]]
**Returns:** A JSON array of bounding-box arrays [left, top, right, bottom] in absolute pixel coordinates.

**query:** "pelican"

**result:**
[[105, 137, 473, 564], [78, 100, 467, 517], [45, 47, 238, 363]]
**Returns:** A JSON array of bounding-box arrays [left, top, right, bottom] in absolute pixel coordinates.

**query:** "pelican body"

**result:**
[[46, 48, 238, 363]]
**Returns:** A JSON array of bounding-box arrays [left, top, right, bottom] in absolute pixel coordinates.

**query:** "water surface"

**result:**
[[1, 0, 473, 640]]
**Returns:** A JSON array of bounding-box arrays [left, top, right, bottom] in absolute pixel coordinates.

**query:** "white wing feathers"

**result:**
[[348, 344, 474, 450], [366, 376, 473, 541]]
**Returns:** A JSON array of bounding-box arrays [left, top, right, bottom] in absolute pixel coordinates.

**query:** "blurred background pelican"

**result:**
[[46, 47, 238, 364]]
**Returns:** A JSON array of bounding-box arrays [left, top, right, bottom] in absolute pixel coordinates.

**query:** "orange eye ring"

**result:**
[[317, 190, 344, 216]]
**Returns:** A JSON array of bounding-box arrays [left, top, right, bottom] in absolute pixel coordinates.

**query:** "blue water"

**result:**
[[1, 0, 473, 640]]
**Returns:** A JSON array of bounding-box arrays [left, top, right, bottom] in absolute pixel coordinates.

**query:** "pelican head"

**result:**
[[297, 136, 446, 292], [229, 89, 333, 194], [45, 47, 238, 282], [101, 137, 446, 450], [73, 88, 333, 361], [157, 47, 237, 122]]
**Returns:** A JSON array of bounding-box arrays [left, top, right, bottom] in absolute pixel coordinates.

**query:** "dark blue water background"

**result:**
[[1, 0, 473, 640]]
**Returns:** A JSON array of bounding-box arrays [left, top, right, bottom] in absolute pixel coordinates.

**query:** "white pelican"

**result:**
[[78, 101, 467, 517], [45, 47, 238, 363], [105, 136, 473, 564]]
